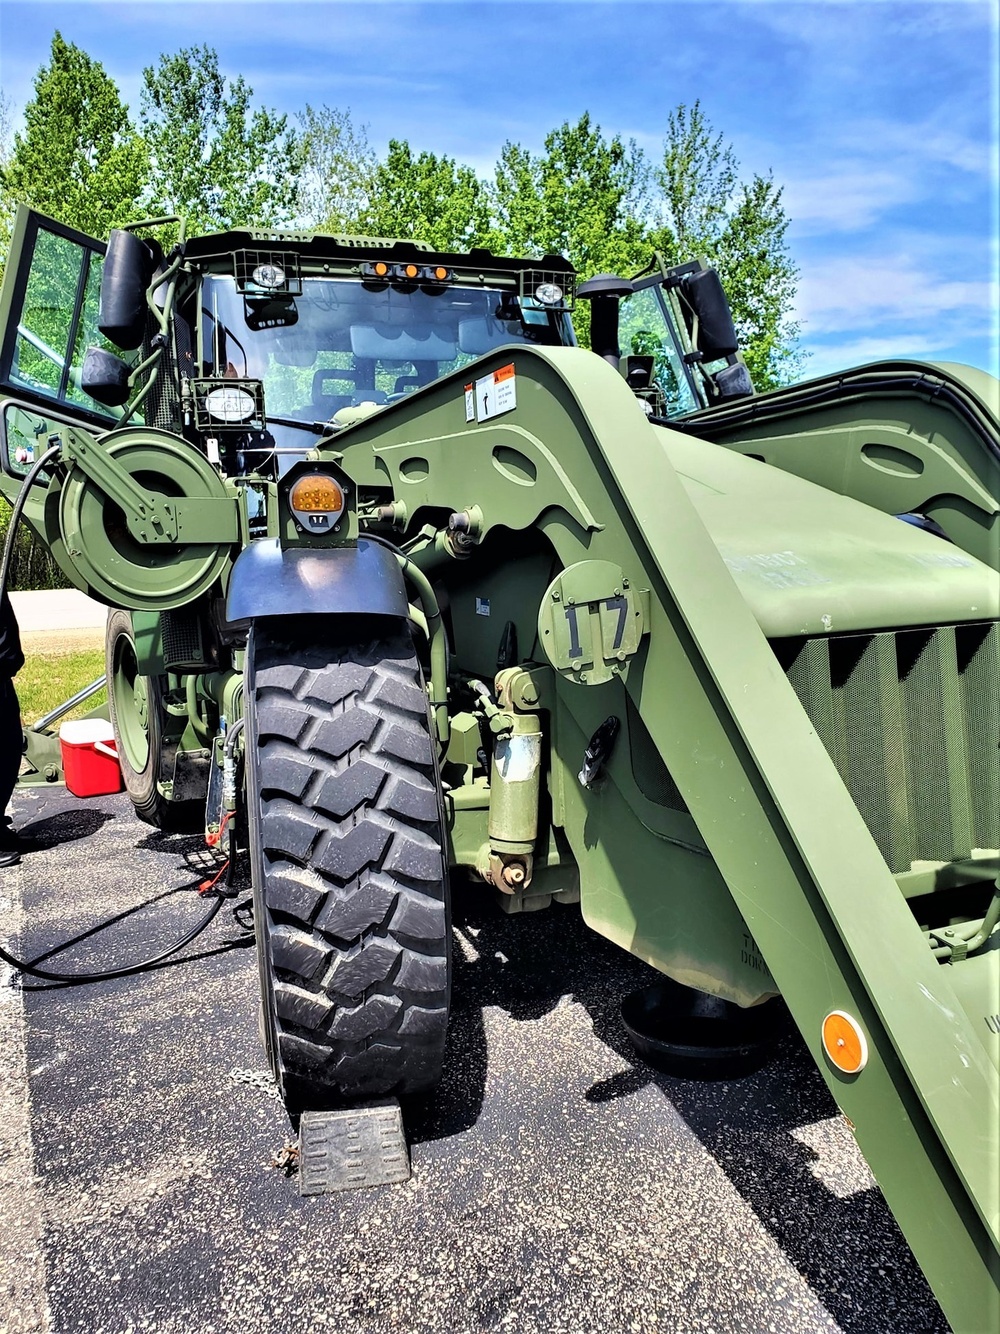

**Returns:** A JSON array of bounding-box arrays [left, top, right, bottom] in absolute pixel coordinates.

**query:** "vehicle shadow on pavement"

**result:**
[[408, 884, 946, 1334], [18, 807, 114, 849]]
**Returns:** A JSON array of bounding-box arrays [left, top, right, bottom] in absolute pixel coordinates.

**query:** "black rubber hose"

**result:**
[[0, 889, 227, 984], [2, 441, 233, 985], [0, 444, 62, 602]]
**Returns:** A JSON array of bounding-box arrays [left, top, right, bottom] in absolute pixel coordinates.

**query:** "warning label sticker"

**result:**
[[464, 384, 475, 422], [474, 363, 516, 422]]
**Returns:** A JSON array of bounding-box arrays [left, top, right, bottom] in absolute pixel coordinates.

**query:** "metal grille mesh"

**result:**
[[782, 623, 999, 872], [161, 608, 207, 671]]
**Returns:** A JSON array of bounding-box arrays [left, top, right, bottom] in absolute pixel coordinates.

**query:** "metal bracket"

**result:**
[[297, 1100, 410, 1195], [61, 426, 239, 545], [62, 426, 176, 539]]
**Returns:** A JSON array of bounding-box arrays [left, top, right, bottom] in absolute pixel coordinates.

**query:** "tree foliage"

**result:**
[[297, 103, 376, 234], [491, 114, 649, 278], [357, 140, 491, 250], [0, 38, 803, 387], [369, 107, 801, 384], [0, 32, 147, 240], [139, 45, 302, 233], [650, 103, 802, 387]]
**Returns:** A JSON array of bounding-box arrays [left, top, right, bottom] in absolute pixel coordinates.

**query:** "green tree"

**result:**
[[491, 114, 649, 279], [139, 45, 302, 233], [649, 102, 803, 388], [0, 32, 147, 244], [0, 92, 15, 279], [297, 103, 376, 233], [357, 140, 492, 250]]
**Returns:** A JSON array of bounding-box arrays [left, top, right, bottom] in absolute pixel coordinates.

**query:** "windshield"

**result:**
[[200, 275, 574, 446], [618, 283, 699, 417]]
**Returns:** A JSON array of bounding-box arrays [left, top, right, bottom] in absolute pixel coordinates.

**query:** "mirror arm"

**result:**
[[118, 238, 187, 427]]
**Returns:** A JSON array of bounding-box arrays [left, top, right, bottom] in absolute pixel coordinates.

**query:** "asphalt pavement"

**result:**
[[1, 784, 948, 1334]]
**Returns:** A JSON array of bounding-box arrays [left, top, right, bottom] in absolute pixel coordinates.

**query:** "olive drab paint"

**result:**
[[0, 204, 997, 1331]]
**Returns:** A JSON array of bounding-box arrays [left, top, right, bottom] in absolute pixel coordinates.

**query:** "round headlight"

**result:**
[[534, 282, 563, 306], [251, 263, 285, 290], [205, 386, 256, 423]]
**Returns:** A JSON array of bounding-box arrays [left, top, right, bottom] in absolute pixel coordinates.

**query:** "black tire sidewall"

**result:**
[[105, 609, 201, 832], [106, 608, 162, 817]]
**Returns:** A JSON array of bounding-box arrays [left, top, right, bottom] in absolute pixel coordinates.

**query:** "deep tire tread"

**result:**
[[248, 627, 450, 1106]]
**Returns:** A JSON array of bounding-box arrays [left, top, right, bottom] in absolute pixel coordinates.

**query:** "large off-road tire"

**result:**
[[105, 609, 201, 832], [245, 621, 451, 1107]]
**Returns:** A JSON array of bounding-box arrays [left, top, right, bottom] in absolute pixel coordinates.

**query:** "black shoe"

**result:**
[[0, 826, 21, 854], [0, 848, 19, 867]]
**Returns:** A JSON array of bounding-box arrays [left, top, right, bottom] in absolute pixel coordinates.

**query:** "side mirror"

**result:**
[[680, 269, 738, 360], [99, 230, 155, 351], [576, 274, 634, 367], [81, 347, 131, 407], [712, 360, 754, 400]]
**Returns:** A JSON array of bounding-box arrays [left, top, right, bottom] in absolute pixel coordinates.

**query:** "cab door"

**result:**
[[0, 206, 127, 445]]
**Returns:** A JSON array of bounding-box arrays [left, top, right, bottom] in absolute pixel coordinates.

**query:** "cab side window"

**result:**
[[0, 209, 123, 425]]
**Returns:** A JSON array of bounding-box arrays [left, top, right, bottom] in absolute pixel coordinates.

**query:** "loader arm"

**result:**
[[334, 345, 999, 1330]]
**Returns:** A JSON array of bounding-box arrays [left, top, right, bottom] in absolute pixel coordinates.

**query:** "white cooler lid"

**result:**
[[59, 719, 115, 743]]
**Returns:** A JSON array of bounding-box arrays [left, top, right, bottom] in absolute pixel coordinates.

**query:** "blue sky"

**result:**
[[1, 0, 997, 379]]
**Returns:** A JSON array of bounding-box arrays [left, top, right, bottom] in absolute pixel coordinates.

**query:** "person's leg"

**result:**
[[0, 676, 23, 865]]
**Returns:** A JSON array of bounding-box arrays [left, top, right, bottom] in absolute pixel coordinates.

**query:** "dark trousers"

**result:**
[[0, 675, 21, 826]]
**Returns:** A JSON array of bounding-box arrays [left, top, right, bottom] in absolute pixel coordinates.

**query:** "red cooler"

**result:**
[[59, 719, 124, 798]]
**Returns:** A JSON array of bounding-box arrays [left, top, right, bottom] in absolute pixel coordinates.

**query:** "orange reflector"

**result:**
[[822, 1010, 868, 1074], [374, 261, 388, 277], [289, 474, 344, 514], [432, 266, 448, 281], [404, 263, 419, 279]]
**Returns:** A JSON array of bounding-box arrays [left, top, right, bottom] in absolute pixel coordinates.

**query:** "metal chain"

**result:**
[[229, 1066, 282, 1100]]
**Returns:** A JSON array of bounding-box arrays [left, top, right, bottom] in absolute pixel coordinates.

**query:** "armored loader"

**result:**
[[1, 205, 997, 1330]]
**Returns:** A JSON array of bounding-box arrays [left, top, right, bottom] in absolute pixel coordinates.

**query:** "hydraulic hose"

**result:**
[[1, 440, 235, 986], [0, 887, 227, 985], [0, 444, 62, 604], [361, 531, 450, 748]]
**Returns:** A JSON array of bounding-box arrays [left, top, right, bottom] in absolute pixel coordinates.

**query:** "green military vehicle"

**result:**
[[0, 206, 997, 1329]]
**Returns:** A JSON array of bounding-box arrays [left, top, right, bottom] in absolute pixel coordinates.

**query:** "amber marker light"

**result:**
[[428, 265, 451, 282], [822, 1010, 869, 1074], [289, 474, 344, 516]]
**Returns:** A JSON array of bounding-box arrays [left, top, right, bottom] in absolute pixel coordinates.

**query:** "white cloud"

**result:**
[[802, 334, 972, 378], [796, 255, 995, 334], [749, 0, 990, 48], [791, 227, 998, 377], [783, 167, 920, 234]]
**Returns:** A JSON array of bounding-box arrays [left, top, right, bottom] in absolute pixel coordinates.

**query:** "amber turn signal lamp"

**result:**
[[822, 1010, 868, 1074], [289, 474, 345, 515]]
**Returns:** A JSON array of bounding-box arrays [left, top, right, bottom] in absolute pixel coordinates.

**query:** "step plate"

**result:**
[[297, 1100, 410, 1195]]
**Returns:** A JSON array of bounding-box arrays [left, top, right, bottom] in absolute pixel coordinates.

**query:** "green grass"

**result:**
[[17, 647, 107, 725]]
